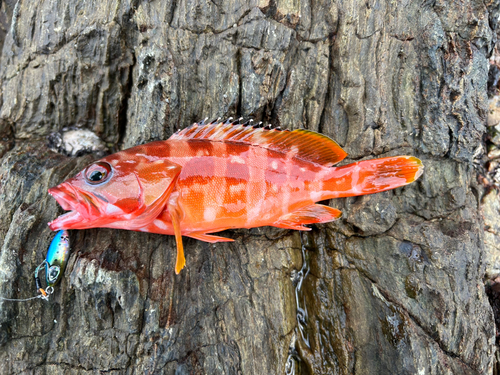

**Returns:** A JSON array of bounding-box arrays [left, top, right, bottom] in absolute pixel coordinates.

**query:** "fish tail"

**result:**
[[321, 156, 423, 199]]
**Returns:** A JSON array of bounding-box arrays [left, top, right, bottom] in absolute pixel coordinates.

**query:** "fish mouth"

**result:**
[[48, 183, 101, 230]]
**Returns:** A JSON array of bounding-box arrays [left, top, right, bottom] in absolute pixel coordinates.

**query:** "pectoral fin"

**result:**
[[274, 204, 342, 230], [126, 160, 181, 229], [136, 160, 182, 206], [168, 199, 185, 274]]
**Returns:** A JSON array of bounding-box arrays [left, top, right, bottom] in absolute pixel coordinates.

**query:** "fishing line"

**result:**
[[0, 261, 54, 302], [0, 296, 48, 302], [0, 291, 52, 302]]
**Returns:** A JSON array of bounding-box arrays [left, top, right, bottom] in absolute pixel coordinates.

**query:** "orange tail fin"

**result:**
[[322, 156, 423, 199]]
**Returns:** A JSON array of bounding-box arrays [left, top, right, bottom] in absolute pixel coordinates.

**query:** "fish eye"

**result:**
[[84, 162, 112, 185]]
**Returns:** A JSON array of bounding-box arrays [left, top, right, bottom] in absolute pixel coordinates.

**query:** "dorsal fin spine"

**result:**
[[211, 125, 231, 139], [201, 125, 219, 138]]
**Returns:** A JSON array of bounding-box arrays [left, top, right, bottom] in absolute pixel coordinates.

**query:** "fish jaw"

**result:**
[[48, 183, 104, 230], [48, 204, 85, 230]]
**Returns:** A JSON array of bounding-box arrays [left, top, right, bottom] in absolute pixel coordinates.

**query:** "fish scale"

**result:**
[[48, 120, 423, 274]]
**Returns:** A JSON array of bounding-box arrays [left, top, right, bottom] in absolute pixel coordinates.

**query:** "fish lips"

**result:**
[[48, 183, 103, 230]]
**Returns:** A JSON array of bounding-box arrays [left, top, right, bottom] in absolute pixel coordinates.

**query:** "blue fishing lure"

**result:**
[[0, 230, 71, 302], [44, 230, 70, 287], [35, 230, 70, 295]]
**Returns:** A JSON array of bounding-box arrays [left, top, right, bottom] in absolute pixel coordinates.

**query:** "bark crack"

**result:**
[[361, 273, 479, 372]]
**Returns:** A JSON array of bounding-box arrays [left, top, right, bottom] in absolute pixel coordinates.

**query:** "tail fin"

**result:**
[[322, 156, 423, 199]]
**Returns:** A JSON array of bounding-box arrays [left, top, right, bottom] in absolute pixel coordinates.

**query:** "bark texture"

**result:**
[[0, 0, 498, 374]]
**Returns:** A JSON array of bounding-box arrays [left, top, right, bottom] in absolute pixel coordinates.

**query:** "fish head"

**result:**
[[48, 152, 181, 230]]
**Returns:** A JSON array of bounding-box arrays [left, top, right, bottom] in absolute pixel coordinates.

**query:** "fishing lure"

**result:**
[[48, 119, 423, 274], [44, 230, 70, 287], [35, 229, 70, 296], [0, 230, 70, 302]]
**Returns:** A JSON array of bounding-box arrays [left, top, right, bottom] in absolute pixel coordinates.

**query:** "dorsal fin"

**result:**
[[169, 120, 348, 166]]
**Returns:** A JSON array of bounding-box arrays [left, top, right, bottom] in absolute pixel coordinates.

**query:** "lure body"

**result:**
[[48, 120, 423, 273], [45, 230, 70, 287]]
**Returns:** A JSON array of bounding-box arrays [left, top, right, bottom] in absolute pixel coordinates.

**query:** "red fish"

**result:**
[[48, 120, 423, 274]]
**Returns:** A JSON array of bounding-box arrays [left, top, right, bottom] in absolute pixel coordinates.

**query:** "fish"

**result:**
[[48, 119, 423, 274]]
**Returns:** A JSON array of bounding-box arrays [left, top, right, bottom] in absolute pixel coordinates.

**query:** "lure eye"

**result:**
[[84, 162, 112, 185], [47, 266, 60, 284]]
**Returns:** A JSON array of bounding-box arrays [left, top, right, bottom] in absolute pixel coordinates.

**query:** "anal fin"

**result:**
[[188, 231, 235, 243], [274, 204, 342, 230]]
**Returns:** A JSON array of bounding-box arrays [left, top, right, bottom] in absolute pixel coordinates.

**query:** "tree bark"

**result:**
[[0, 0, 498, 374]]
